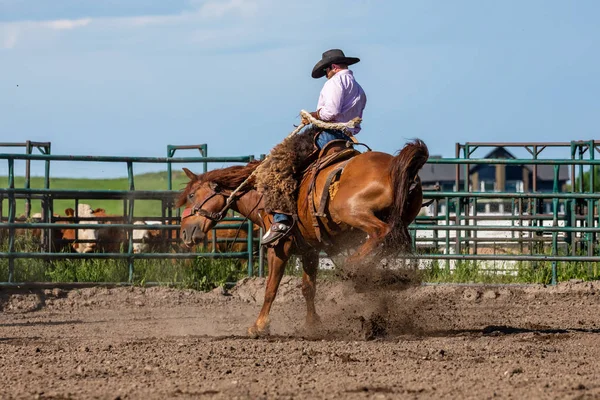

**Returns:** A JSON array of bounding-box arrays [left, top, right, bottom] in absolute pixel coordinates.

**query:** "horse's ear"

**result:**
[[209, 181, 221, 192], [65, 208, 74, 217], [183, 168, 197, 180]]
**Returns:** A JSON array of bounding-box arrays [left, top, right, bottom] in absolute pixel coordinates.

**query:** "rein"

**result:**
[[181, 190, 234, 222], [181, 186, 262, 225], [222, 193, 263, 252], [181, 185, 263, 252]]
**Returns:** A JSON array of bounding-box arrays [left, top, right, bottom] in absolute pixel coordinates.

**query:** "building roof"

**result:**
[[420, 158, 463, 183], [420, 147, 569, 184]]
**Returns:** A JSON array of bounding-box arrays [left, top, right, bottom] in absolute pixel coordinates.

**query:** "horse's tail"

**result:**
[[387, 139, 429, 250]]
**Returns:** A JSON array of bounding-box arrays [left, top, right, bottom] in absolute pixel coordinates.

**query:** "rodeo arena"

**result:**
[[2, 132, 600, 399]]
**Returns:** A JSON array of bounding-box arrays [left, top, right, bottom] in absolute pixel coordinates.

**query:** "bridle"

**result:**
[[180, 181, 264, 251], [180, 182, 262, 223], [181, 185, 233, 222]]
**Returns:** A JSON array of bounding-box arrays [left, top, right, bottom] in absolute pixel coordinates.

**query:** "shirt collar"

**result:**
[[335, 69, 353, 77]]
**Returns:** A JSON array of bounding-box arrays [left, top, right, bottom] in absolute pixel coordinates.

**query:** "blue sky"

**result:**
[[1, 0, 598, 178]]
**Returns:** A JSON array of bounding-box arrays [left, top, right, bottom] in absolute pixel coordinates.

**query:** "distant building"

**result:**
[[420, 147, 569, 214]]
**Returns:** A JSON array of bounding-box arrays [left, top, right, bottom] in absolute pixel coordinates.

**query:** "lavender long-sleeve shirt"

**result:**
[[316, 69, 366, 135]]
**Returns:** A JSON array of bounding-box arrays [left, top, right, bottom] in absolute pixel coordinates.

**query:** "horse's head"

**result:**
[[177, 168, 228, 247], [177, 162, 261, 247]]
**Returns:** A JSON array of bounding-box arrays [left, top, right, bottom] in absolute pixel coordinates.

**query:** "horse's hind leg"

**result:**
[[248, 239, 293, 338], [301, 250, 321, 328], [342, 211, 391, 262]]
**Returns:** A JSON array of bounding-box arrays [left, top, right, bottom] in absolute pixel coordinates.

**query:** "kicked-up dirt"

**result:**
[[2, 275, 600, 399]]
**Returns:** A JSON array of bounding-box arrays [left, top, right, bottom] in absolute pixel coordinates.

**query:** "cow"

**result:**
[[88, 208, 127, 253], [0, 214, 42, 248], [132, 220, 259, 255], [132, 221, 165, 253], [62, 204, 100, 253], [0, 213, 69, 252], [61, 205, 128, 253], [30, 212, 71, 253]]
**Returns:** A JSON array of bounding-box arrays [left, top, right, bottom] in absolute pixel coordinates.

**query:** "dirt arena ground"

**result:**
[[2, 275, 600, 399]]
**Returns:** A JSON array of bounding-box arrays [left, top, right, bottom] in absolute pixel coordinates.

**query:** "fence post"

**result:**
[[25, 140, 32, 218], [7, 158, 16, 282], [127, 161, 135, 283], [551, 165, 559, 285], [588, 140, 595, 261], [454, 143, 461, 257]]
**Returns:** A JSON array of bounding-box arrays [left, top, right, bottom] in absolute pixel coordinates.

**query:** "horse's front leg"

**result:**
[[248, 238, 293, 338], [301, 250, 321, 329]]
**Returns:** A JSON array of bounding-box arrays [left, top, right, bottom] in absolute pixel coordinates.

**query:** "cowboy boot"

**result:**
[[261, 215, 294, 246]]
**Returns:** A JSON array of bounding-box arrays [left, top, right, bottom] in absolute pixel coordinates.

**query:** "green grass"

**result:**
[[0, 257, 247, 291], [421, 252, 600, 285], [2, 236, 600, 287], [3, 208, 599, 287], [1, 171, 190, 217], [0, 235, 248, 290]]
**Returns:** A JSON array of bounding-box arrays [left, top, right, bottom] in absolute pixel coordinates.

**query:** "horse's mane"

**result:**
[[176, 161, 261, 207]]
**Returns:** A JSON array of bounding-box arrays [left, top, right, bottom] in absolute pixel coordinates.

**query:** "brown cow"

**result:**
[[0, 213, 71, 253], [61, 205, 126, 253], [0, 214, 42, 249], [90, 208, 126, 253], [33, 212, 74, 253]]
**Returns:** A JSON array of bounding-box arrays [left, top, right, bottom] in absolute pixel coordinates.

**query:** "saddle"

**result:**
[[303, 139, 361, 244]]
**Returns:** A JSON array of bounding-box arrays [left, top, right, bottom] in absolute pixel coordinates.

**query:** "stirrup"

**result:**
[[261, 221, 294, 246]]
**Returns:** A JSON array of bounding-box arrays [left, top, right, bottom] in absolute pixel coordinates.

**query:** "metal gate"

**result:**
[[0, 143, 265, 285], [2, 140, 599, 285]]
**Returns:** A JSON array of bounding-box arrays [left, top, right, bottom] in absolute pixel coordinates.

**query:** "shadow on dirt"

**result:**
[[481, 325, 600, 335], [0, 319, 86, 328], [424, 325, 600, 337]]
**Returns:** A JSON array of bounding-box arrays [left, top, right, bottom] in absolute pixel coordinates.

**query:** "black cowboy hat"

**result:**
[[311, 49, 360, 79]]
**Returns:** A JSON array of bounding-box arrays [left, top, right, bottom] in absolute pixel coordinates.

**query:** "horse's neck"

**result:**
[[232, 190, 264, 227]]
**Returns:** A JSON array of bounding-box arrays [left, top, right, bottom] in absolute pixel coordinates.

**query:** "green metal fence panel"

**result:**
[[3, 141, 600, 285], [0, 150, 262, 284]]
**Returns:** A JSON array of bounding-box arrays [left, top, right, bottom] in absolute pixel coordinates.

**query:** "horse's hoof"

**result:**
[[247, 326, 260, 339], [306, 315, 322, 329], [247, 325, 269, 338], [304, 323, 322, 335]]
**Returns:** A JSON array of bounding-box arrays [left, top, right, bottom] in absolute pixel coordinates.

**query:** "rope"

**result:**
[[224, 110, 362, 204], [300, 110, 362, 132]]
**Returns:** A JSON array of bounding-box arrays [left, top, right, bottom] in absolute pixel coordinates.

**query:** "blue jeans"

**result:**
[[274, 213, 291, 223], [315, 129, 352, 149]]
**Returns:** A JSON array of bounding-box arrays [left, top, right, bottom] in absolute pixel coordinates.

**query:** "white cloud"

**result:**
[[43, 18, 92, 30], [116, 0, 261, 27], [0, 0, 264, 49], [0, 17, 91, 49], [195, 0, 259, 18]]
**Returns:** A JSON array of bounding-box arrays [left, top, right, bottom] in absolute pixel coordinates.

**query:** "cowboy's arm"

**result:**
[[316, 80, 343, 121], [303, 80, 343, 124]]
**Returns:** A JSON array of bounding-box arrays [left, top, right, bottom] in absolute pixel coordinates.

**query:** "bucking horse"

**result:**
[[177, 134, 429, 337]]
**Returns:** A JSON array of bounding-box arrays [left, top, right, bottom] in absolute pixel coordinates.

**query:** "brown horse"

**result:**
[[177, 139, 429, 337]]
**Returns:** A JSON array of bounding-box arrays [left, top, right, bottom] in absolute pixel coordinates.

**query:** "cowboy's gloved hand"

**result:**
[[301, 111, 320, 125]]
